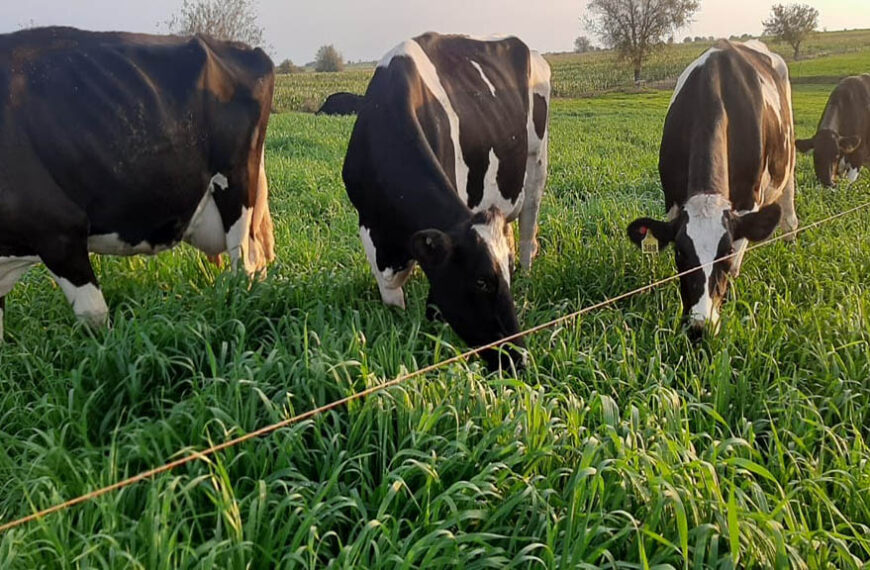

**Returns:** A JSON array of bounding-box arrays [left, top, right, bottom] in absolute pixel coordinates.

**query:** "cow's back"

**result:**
[[661, 41, 793, 211]]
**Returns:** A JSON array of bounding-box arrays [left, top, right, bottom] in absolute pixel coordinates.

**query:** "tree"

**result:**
[[682, 36, 693, 44], [585, 0, 699, 82], [315, 45, 344, 72], [166, 0, 265, 47], [276, 59, 302, 74], [763, 3, 819, 59], [574, 36, 593, 53]]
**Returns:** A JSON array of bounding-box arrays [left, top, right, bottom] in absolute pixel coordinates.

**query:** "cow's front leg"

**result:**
[[41, 236, 108, 328]]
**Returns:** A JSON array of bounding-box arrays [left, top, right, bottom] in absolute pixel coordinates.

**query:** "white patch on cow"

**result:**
[[87, 234, 172, 256], [473, 220, 511, 286], [470, 61, 497, 97], [226, 206, 252, 272], [475, 149, 523, 220], [53, 276, 109, 327], [667, 204, 681, 221], [183, 174, 230, 256], [845, 163, 861, 182], [758, 72, 783, 124], [671, 48, 721, 107], [379, 40, 470, 203], [211, 173, 229, 191], [683, 194, 730, 327], [360, 226, 412, 308]]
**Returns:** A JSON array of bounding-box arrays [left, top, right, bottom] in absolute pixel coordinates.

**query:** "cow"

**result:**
[[626, 40, 797, 338], [796, 74, 870, 186], [316, 92, 365, 116], [0, 27, 275, 339], [342, 32, 551, 369]]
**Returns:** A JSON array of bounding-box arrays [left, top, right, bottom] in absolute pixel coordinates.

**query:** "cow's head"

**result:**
[[410, 208, 524, 370], [627, 194, 781, 339], [796, 129, 862, 187]]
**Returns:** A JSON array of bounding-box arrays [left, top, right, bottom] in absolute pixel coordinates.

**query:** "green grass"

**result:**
[[1, 42, 870, 569], [273, 29, 870, 112]]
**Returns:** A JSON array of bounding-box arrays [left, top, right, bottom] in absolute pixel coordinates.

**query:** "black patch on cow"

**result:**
[[316, 92, 365, 116], [533, 94, 547, 140]]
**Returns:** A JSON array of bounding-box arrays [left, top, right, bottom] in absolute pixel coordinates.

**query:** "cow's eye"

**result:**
[[476, 277, 495, 293]]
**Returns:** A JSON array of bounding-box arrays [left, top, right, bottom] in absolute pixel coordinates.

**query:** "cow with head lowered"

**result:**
[[627, 40, 797, 338], [796, 74, 870, 186], [342, 32, 551, 369], [0, 27, 275, 338]]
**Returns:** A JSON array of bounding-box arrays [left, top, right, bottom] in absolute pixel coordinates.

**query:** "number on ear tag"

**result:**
[[642, 233, 658, 255]]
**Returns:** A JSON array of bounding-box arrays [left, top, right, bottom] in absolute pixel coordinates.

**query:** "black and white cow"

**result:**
[[627, 40, 797, 337], [316, 92, 365, 116], [0, 27, 275, 337], [342, 32, 550, 368], [796, 74, 870, 186]]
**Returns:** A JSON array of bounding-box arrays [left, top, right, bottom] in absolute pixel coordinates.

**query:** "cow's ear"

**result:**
[[796, 137, 815, 154], [732, 203, 782, 242], [626, 217, 675, 251], [411, 229, 452, 268], [839, 135, 862, 155]]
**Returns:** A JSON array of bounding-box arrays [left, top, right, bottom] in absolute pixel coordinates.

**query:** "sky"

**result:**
[[1, 0, 868, 64]]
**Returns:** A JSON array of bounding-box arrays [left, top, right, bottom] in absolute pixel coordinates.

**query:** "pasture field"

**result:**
[[273, 29, 870, 112], [2, 50, 870, 568]]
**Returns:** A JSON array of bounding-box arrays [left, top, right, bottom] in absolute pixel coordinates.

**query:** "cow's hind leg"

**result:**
[[519, 135, 548, 270], [39, 232, 108, 328], [359, 225, 414, 309]]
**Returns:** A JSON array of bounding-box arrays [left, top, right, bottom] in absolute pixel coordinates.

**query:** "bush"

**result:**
[[314, 45, 344, 73]]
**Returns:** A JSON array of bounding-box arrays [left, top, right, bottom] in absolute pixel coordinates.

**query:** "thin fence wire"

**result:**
[[1, 199, 868, 535]]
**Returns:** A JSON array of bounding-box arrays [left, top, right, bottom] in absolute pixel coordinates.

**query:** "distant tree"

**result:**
[[276, 58, 302, 74], [166, 0, 264, 47], [314, 45, 344, 72], [763, 3, 819, 58], [682, 36, 694, 44], [574, 36, 593, 53], [694, 36, 704, 42], [585, 0, 699, 82]]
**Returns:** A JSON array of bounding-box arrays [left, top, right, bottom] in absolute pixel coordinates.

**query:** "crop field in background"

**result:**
[[1, 30, 870, 569], [273, 28, 870, 113]]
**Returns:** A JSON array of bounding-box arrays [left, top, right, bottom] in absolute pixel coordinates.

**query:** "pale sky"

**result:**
[[1, 1, 868, 64]]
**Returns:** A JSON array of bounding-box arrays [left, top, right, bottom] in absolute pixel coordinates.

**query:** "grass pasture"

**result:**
[[1, 32, 870, 570]]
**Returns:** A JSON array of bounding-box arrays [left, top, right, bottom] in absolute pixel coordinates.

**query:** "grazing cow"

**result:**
[[0, 27, 275, 338], [796, 74, 870, 186], [316, 92, 365, 116], [342, 32, 551, 368], [627, 40, 797, 337]]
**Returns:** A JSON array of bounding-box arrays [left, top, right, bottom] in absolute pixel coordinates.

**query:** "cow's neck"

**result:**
[[368, 107, 472, 233]]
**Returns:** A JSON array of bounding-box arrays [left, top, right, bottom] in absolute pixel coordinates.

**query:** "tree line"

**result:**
[[163, 0, 821, 79], [579, 1, 820, 81]]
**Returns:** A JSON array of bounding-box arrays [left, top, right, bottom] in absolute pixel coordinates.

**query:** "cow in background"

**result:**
[[796, 74, 870, 186]]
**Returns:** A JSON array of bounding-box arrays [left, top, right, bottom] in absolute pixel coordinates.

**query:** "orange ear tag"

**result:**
[[642, 233, 658, 255]]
